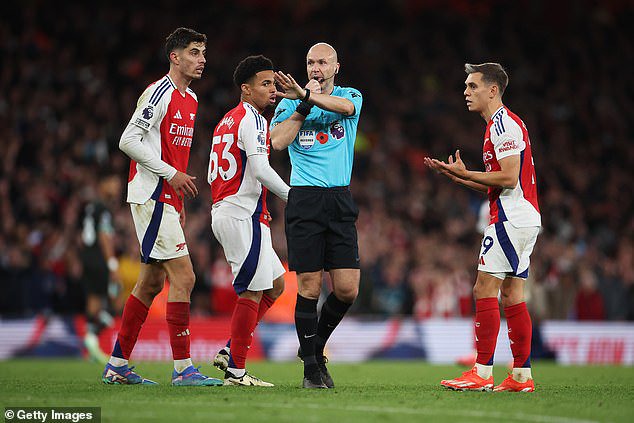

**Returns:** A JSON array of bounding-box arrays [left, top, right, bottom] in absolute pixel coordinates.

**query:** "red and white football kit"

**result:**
[[209, 102, 287, 294], [120, 74, 197, 262], [477, 106, 541, 279]]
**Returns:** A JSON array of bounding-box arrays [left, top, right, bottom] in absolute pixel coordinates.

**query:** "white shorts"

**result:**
[[212, 213, 285, 294], [477, 222, 539, 280], [130, 199, 188, 263]]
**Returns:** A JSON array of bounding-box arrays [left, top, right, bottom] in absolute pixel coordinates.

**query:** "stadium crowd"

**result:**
[[1, 0, 632, 322]]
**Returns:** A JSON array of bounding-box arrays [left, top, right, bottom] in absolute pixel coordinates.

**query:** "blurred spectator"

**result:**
[[1, 0, 632, 321], [574, 266, 606, 320]]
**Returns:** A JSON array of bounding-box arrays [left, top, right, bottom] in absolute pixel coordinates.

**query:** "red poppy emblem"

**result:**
[[316, 132, 328, 144]]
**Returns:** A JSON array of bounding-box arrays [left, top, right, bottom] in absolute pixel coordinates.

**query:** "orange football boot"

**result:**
[[441, 367, 494, 391], [493, 374, 535, 392]]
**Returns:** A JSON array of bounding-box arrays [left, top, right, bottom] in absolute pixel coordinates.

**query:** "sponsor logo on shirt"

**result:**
[[498, 140, 519, 153], [169, 124, 194, 147], [169, 124, 194, 137], [174, 110, 182, 119]]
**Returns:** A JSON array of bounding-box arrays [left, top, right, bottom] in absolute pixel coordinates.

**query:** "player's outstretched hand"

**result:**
[[424, 150, 468, 182], [424, 156, 443, 174], [275, 71, 305, 100], [168, 171, 198, 199], [443, 150, 468, 178]]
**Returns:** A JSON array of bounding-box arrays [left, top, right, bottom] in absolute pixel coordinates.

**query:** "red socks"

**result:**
[[256, 293, 275, 322], [475, 297, 500, 366], [112, 295, 149, 359], [229, 298, 259, 369], [505, 302, 532, 368], [166, 302, 191, 360]]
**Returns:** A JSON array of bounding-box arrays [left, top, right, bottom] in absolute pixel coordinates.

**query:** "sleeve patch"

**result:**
[[497, 139, 520, 154], [141, 105, 154, 120], [133, 118, 151, 129], [257, 131, 266, 146]]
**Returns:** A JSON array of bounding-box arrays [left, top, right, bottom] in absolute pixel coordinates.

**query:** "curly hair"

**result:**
[[233, 55, 274, 87]]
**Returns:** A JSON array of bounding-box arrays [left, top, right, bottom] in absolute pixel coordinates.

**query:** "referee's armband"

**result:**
[[295, 101, 313, 117]]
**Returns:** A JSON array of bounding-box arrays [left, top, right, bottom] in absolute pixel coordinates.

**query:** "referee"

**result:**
[[271, 43, 363, 389]]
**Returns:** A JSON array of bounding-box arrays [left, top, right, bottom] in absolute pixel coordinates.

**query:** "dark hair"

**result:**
[[233, 55, 274, 87], [465, 63, 509, 95], [165, 28, 207, 61]]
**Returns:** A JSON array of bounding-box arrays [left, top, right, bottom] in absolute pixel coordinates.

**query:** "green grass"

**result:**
[[1, 359, 633, 422]]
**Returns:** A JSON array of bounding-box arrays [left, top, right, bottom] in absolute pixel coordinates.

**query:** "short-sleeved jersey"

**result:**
[[270, 86, 362, 187], [209, 102, 270, 225], [126, 75, 198, 212], [483, 106, 541, 227]]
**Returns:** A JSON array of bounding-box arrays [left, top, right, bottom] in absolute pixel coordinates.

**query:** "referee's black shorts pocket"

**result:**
[[334, 190, 359, 222]]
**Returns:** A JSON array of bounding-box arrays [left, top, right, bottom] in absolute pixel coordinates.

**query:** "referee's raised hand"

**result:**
[[168, 170, 198, 199], [274, 71, 305, 100]]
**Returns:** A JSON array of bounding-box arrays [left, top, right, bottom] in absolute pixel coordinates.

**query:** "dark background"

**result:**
[[1, 0, 632, 321]]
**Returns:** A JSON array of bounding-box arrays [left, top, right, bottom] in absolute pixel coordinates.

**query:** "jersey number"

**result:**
[[482, 236, 494, 255], [82, 215, 96, 246], [209, 134, 238, 182]]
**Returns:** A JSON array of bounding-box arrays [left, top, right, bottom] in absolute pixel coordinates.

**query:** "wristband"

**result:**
[[302, 89, 311, 102], [295, 101, 313, 117], [107, 257, 119, 272]]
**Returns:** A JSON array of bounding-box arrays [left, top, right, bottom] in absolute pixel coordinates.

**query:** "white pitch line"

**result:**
[[248, 402, 600, 423]]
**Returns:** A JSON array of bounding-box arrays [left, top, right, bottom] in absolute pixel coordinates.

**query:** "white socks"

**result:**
[[512, 367, 532, 382], [474, 364, 532, 382], [108, 356, 128, 367], [227, 367, 246, 378], [475, 363, 493, 379], [174, 358, 193, 373]]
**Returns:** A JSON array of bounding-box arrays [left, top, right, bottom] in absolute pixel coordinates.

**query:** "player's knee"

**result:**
[[268, 278, 285, 300], [500, 289, 523, 308], [239, 290, 263, 302], [472, 283, 484, 299], [335, 285, 358, 304], [137, 276, 164, 298], [179, 270, 196, 294], [298, 284, 321, 300], [146, 283, 163, 298]]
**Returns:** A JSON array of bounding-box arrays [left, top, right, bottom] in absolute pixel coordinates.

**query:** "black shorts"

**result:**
[[80, 261, 109, 297], [285, 186, 360, 273]]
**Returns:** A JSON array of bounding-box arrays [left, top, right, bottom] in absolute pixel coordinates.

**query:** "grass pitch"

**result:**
[[1, 359, 633, 422]]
